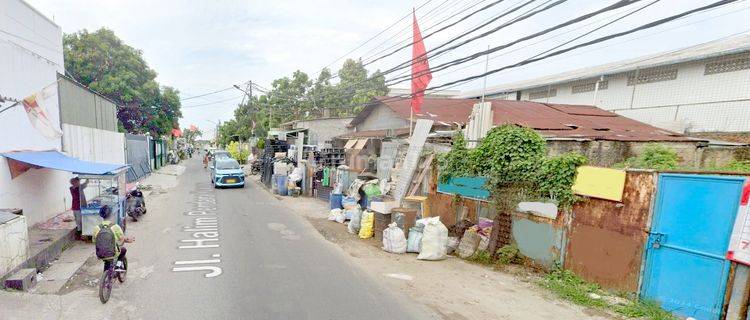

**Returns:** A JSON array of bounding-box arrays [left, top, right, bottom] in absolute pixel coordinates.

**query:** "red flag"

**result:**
[[411, 9, 432, 114]]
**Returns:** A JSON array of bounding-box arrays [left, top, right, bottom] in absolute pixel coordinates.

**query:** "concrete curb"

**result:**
[[1, 226, 76, 288]]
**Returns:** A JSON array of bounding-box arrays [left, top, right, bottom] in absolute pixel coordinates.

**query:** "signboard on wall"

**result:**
[[727, 180, 750, 265], [571, 166, 626, 202]]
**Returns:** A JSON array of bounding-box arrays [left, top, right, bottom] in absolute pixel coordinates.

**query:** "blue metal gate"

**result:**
[[641, 174, 745, 320]]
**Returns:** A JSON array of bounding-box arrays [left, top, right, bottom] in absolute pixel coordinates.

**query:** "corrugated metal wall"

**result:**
[[62, 123, 125, 164], [125, 134, 151, 182], [58, 76, 118, 131], [565, 171, 656, 292]]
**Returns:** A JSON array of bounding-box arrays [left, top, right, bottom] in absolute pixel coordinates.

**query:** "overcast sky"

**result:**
[[26, 0, 750, 138]]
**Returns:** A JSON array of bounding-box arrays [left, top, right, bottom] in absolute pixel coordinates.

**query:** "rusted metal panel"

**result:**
[[565, 171, 656, 292], [512, 214, 564, 268]]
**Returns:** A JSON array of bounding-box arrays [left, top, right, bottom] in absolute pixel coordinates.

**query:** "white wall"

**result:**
[[356, 105, 409, 131], [515, 55, 750, 133], [0, 215, 29, 277], [296, 117, 354, 147], [62, 124, 126, 164], [0, 0, 70, 226]]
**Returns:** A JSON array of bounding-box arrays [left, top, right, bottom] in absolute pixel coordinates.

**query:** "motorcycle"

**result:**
[[125, 189, 146, 222], [250, 159, 261, 175]]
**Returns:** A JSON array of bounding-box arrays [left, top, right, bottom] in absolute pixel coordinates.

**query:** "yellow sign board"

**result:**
[[571, 166, 627, 202]]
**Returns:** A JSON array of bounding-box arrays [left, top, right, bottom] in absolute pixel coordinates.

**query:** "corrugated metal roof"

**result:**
[[459, 34, 750, 98], [354, 97, 701, 142], [338, 128, 411, 139]]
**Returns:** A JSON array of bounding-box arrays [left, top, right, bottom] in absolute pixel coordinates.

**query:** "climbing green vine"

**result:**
[[439, 125, 587, 209], [537, 152, 588, 209]]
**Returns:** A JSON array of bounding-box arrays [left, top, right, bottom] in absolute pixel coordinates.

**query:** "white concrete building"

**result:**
[[0, 0, 70, 227], [460, 34, 750, 134]]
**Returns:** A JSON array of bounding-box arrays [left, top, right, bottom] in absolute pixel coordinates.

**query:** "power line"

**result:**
[[182, 95, 244, 108], [363, 0, 508, 66], [321, 1, 746, 115], [424, 0, 750, 87], [357, 0, 474, 63], [180, 86, 235, 101], [337, 0, 625, 97], [311, 0, 475, 87], [424, 0, 741, 92], [316, 0, 548, 101], [311, 0, 435, 77], [378, 0, 559, 79], [386, 0, 647, 85]]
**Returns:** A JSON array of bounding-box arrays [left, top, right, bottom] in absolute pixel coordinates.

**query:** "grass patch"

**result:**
[[540, 269, 676, 320], [613, 300, 676, 320], [540, 268, 608, 308], [467, 250, 493, 265], [496, 244, 522, 265]]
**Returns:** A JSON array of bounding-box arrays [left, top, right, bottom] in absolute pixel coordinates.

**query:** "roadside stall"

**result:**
[[78, 168, 128, 235], [1, 151, 129, 235]]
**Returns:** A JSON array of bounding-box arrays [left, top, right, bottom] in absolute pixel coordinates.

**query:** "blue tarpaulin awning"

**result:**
[[1, 151, 128, 175]]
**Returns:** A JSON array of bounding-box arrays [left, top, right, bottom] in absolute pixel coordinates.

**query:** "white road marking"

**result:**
[[173, 183, 223, 278], [174, 259, 221, 265]]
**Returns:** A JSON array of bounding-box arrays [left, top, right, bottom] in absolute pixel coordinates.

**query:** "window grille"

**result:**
[[627, 66, 678, 86], [571, 80, 609, 94], [528, 88, 557, 100], [705, 52, 750, 75]]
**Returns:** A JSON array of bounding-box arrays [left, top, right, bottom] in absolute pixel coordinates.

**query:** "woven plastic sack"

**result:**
[[347, 208, 363, 234], [478, 234, 490, 252], [406, 225, 424, 253], [417, 217, 449, 260], [446, 236, 459, 254], [457, 229, 481, 259], [327, 209, 342, 221], [358, 210, 374, 239], [328, 209, 345, 224], [382, 223, 407, 254]]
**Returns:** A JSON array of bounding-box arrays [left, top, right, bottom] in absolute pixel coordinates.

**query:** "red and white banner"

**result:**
[[727, 179, 750, 265], [21, 84, 62, 140]]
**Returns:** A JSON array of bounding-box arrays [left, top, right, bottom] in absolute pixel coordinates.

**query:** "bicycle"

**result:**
[[99, 253, 127, 304]]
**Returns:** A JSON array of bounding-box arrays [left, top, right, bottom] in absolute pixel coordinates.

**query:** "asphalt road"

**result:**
[[97, 156, 433, 320]]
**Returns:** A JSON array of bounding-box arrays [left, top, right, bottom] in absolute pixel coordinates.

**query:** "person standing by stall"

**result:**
[[70, 177, 88, 239]]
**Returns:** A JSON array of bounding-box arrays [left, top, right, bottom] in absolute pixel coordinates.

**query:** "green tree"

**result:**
[[63, 28, 181, 136], [336, 59, 388, 114], [183, 127, 203, 144], [221, 58, 387, 138]]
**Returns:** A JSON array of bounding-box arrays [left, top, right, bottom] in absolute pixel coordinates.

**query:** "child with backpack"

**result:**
[[93, 221, 132, 271]]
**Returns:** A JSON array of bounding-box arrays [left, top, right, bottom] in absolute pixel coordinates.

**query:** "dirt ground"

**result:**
[[267, 183, 614, 320]]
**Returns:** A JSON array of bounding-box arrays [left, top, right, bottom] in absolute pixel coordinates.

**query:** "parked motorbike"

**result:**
[[250, 159, 261, 175], [125, 189, 146, 222]]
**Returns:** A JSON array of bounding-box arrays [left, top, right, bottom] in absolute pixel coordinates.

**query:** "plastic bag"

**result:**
[[327, 209, 342, 221], [363, 183, 382, 197], [342, 196, 359, 210], [382, 223, 407, 254], [417, 217, 449, 260], [446, 236, 459, 254], [328, 209, 345, 224], [347, 209, 362, 234], [406, 225, 424, 253], [457, 229, 481, 258], [288, 167, 303, 183], [358, 210, 374, 239], [478, 234, 490, 252]]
